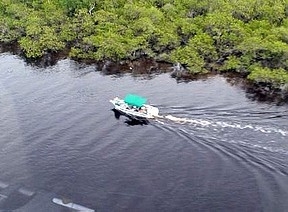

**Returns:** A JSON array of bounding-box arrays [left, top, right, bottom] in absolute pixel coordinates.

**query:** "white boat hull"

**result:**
[[110, 97, 159, 120]]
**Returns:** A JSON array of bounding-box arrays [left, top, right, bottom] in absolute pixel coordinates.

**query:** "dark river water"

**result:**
[[0, 53, 288, 211]]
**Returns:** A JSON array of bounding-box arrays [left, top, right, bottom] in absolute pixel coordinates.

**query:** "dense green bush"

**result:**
[[248, 65, 288, 88], [1, 0, 288, 86]]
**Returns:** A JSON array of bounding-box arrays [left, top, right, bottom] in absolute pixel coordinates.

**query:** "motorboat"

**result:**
[[110, 94, 159, 120]]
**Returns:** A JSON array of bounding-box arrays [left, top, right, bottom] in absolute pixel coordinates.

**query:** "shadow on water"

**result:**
[[223, 73, 288, 105], [112, 109, 121, 120], [124, 119, 149, 126], [0, 43, 69, 68], [111, 109, 149, 126], [1, 42, 287, 105]]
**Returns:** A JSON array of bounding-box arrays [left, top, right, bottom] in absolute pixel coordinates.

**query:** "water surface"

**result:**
[[0, 53, 288, 211]]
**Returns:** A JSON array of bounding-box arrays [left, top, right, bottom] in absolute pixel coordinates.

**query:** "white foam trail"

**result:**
[[162, 115, 287, 136], [164, 115, 212, 126]]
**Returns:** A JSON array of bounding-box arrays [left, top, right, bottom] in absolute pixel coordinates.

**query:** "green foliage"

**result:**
[[200, 12, 246, 53], [187, 32, 217, 61], [82, 31, 130, 60], [56, 0, 96, 15], [68, 8, 96, 39], [168, 32, 216, 73], [15, 2, 67, 58], [0, 2, 30, 42], [170, 46, 205, 74], [2, 0, 288, 87], [20, 26, 65, 58], [174, 0, 211, 17], [230, 0, 286, 24], [220, 56, 242, 72], [248, 65, 288, 87], [273, 27, 288, 44], [238, 34, 288, 70]]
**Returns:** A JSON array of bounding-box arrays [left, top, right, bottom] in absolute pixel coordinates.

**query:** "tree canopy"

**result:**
[[1, 0, 288, 88]]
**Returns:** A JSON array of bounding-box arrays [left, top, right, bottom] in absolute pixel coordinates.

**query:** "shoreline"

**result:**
[[1, 44, 287, 105]]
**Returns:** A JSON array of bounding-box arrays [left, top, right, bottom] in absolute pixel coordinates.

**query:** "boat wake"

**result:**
[[155, 115, 287, 137]]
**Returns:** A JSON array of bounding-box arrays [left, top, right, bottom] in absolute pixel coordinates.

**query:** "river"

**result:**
[[0, 53, 288, 211]]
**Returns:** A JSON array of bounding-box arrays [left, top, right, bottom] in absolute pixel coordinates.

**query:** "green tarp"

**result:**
[[124, 94, 147, 107]]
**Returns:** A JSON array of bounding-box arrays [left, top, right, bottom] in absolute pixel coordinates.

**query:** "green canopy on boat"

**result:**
[[124, 94, 147, 107]]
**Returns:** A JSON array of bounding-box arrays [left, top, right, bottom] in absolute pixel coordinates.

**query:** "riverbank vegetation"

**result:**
[[1, 0, 288, 90]]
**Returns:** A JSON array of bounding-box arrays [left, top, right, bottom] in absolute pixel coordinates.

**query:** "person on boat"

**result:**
[[139, 106, 147, 113]]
